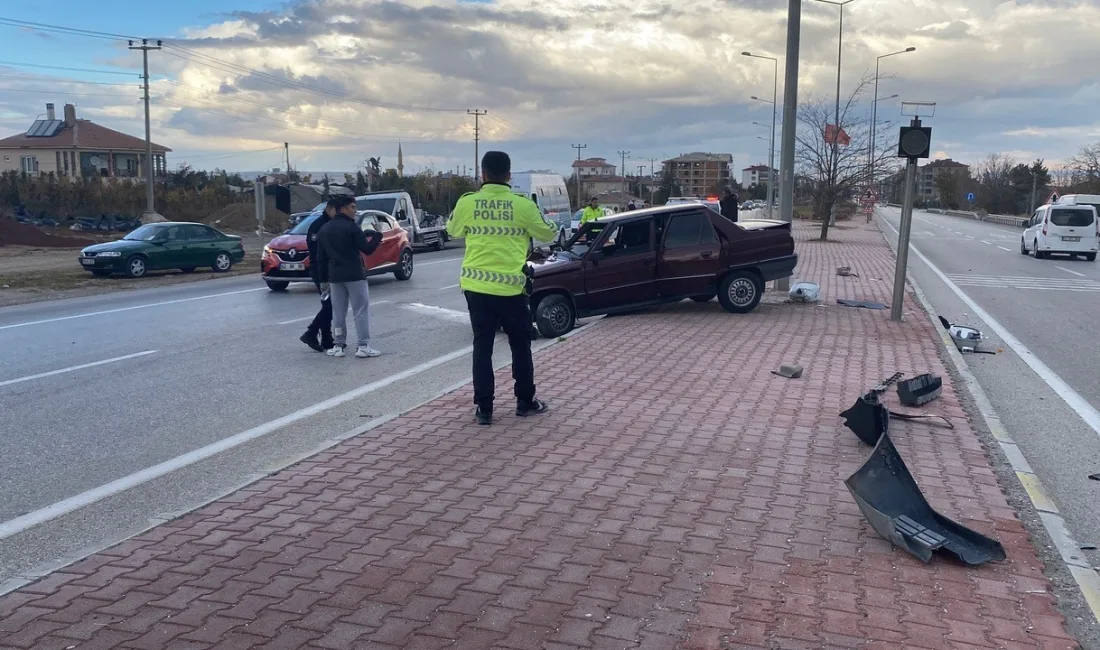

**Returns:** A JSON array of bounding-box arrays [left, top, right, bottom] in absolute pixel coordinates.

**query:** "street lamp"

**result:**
[[743, 51, 779, 218], [869, 47, 915, 197], [814, 0, 855, 227]]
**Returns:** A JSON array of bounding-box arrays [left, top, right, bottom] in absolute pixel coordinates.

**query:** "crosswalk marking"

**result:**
[[947, 274, 1100, 291]]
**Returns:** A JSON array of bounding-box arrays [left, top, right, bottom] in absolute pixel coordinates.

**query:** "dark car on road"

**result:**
[[78, 222, 245, 278], [527, 205, 797, 337]]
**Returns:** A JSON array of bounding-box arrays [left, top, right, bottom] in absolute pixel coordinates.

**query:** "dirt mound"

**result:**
[[0, 218, 96, 248], [204, 201, 289, 233]]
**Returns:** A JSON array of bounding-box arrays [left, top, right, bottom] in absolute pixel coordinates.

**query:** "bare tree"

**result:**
[[795, 74, 897, 240], [1068, 142, 1100, 193]]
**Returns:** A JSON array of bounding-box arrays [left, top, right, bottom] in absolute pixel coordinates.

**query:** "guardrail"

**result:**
[[922, 208, 1028, 228]]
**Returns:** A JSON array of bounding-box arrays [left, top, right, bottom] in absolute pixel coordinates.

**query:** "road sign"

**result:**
[[967, 192, 975, 201]]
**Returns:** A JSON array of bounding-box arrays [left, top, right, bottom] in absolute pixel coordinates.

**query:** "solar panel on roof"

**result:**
[[24, 120, 63, 137], [41, 120, 62, 137], [24, 120, 44, 136]]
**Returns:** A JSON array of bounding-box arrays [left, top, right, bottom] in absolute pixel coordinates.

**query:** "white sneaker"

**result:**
[[355, 345, 381, 358], [328, 346, 346, 358]]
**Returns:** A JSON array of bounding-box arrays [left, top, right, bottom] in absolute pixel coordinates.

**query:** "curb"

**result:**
[[873, 212, 1100, 626], [0, 317, 605, 599]]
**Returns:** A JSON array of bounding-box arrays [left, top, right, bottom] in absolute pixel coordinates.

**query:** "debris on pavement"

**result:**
[[1081, 544, 1098, 551], [838, 298, 887, 310], [897, 373, 943, 406], [771, 363, 804, 379], [845, 431, 1007, 566], [937, 314, 996, 354], [837, 266, 860, 277], [788, 281, 820, 303], [1090, 473, 1100, 481], [841, 373, 954, 445]]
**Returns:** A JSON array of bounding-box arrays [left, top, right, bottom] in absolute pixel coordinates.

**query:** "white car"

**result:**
[[1022, 204, 1098, 261]]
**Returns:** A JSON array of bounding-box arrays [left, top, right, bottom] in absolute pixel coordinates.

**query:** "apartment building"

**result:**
[[662, 152, 733, 197], [741, 164, 776, 188], [918, 158, 970, 201]]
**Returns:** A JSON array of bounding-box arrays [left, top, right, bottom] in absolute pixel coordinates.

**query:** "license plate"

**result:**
[[80, 258, 94, 266], [280, 262, 305, 271], [1062, 236, 1081, 242]]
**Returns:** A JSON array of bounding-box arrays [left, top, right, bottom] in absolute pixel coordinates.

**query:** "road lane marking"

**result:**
[[998, 246, 1012, 252], [401, 302, 469, 324], [0, 288, 267, 331], [416, 257, 464, 267], [981, 240, 993, 245], [1056, 266, 1088, 278], [0, 351, 157, 388], [0, 344, 477, 541], [880, 217, 1100, 439], [946, 274, 1100, 291], [276, 300, 392, 326], [438, 284, 461, 291]]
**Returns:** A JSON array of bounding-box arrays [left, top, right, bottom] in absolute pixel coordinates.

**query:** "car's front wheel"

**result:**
[[1086, 253, 1097, 262], [266, 281, 290, 292], [212, 252, 233, 273], [394, 248, 414, 280], [1020, 238, 1028, 255], [535, 294, 576, 338], [125, 255, 148, 278], [718, 271, 762, 314]]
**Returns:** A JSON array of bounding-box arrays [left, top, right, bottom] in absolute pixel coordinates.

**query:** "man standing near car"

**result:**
[[447, 151, 558, 426], [720, 188, 739, 223], [316, 195, 384, 359], [300, 199, 336, 352]]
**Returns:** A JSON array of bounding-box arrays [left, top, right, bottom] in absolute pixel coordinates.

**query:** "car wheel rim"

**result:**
[[547, 304, 570, 332], [217, 254, 230, 270], [729, 278, 755, 306], [402, 252, 413, 275], [131, 260, 144, 275]]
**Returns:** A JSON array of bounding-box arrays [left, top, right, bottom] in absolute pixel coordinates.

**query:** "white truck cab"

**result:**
[[355, 191, 448, 251]]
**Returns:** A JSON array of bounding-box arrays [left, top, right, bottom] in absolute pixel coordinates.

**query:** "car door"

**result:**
[[182, 224, 216, 267], [373, 214, 402, 266], [1024, 209, 1042, 250], [150, 225, 188, 269], [580, 218, 657, 312], [656, 210, 722, 298]]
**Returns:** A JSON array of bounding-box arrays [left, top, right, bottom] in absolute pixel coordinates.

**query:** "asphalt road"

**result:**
[[0, 244, 555, 586], [877, 207, 1100, 563]]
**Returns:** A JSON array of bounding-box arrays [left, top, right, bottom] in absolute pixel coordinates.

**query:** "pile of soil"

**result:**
[[204, 201, 290, 233], [0, 218, 96, 248]]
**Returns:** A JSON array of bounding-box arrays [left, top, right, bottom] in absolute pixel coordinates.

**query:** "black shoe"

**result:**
[[300, 331, 324, 352], [516, 399, 549, 417], [476, 407, 493, 426]]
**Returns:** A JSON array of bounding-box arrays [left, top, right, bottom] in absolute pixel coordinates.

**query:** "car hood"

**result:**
[[82, 240, 149, 254], [266, 234, 307, 250], [527, 251, 582, 277]]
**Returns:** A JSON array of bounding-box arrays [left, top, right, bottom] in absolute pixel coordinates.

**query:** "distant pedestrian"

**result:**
[[626, 200, 637, 211], [720, 189, 739, 223], [300, 199, 337, 352], [315, 195, 384, 359], [447, 150, 558, 426]]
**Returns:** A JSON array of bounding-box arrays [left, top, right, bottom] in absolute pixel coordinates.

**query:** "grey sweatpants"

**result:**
[[329, 280, 371, 348]]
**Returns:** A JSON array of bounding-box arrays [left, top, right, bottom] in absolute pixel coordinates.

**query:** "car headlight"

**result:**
[[97, 251, 122, 258], [263, 246, 273, 256]]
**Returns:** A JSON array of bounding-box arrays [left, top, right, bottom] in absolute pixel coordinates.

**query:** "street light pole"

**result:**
[[870, 47, 916, 199], [815, 0, 855, 227], [776, 0, 802, 293], [743, 52, 779, 218]]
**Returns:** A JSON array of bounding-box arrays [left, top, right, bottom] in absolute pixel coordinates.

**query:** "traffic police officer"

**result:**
[[580, 196, 602, 225], [447, 151, 558, 426]]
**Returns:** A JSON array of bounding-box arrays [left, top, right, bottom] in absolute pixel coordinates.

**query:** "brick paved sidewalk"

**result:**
[[0, 220, 1079, 650]]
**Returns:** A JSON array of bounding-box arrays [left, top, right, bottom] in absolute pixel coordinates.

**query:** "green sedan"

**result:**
[[78, 222, 246, 278]]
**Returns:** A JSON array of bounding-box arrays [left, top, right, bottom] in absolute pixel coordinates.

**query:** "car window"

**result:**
[[360, 214, 379, 232], [161, 225, 185, 242], [664, 212, 707, 249], [700, 217, 719, 244], [375, 215, 393, 232], [608, 220, 652, 254], [184, 225, 213, 241], [1050, 208, 1095, 227]]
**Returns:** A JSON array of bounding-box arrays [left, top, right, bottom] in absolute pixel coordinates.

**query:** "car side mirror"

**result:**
[[398, 209, 407, 220]]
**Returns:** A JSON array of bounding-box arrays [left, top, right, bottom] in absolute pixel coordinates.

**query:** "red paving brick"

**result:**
[[0, 220, 1079, 649]]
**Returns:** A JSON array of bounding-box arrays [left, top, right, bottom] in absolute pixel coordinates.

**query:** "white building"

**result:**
[[741, 164, 776, 188]]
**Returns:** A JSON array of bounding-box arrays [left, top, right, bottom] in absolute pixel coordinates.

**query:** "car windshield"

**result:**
[[1050, 208, 1095, 227], [357, 197, 397, 214], [123, 224, 165, 241], [561, 221, 611, 256], [289, 213, 320, 234]]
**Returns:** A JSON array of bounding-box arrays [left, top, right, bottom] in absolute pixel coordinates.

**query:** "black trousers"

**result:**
[[464, 290, 536, 411], [308, 280, 333, 343]]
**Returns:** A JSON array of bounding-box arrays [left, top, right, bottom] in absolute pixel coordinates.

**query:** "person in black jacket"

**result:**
[[299, 199, 336, 352], [720, 189, 739, 223], [315, 195, 384, 358]]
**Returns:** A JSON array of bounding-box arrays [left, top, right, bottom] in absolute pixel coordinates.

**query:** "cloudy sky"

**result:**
[[1, 0, 1098, 178]]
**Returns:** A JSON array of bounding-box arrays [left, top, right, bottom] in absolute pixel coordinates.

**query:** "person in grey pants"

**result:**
[[315, 195, 384, 358]]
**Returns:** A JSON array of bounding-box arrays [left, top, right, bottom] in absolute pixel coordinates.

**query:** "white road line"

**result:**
[[0, 287, 267, 331], [401, 302, 470, 324], [276, 300, 393, 326], [880, 217, 1100, 439], [438, 284, 461, 291], [981, 240, 993, 245], [998, 246, 1013, 252], [416, 257, 464, 267], [1056, 266, 1088, 278], [0, 344, 475, 541], [0, 350, 157, 388]]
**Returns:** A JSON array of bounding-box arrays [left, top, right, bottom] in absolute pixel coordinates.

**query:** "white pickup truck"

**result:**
[[354, 190, 448, 250]]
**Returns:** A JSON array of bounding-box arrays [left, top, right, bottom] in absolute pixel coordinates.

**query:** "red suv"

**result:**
[[260, 210, 415, 291]]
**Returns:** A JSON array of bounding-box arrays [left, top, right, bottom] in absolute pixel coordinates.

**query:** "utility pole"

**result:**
[[128, 38, 162, 220], [617, 151, 630, 179], [467, 109, 487, 181], [572, 144, 587, 208], [649, 158, 657, 205], [776, 0, 802, 293], [284, 142, 290, 176], [1029, 169, 1038, 215]]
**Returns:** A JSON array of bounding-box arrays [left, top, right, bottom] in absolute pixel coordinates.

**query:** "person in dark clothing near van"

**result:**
[[300, 199, 337, 352], [316, 196, 384, 358], [720, 189, 739, 223]]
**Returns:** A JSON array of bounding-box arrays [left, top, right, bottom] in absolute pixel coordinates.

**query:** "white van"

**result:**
[[511, 173, 572, 242], [1021, 203, 1098, 261]]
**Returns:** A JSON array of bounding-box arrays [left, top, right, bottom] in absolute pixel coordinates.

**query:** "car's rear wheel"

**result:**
[[125, 255, 148, 278], [394, 248, 414, 280], [213, 252, 233, 272], [1086, 253, 1097, 262], [91, 269, 112, 277], [535, 294, 576, 338], [718, 271, 762, 314], [433, 236, 445, 251], [266, 281, 290, 292], [180, 266, 197, 273], [690, 293, 715, 303]]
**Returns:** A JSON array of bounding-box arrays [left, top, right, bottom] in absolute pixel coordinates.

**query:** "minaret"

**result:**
[[397, 141, 404, 178]]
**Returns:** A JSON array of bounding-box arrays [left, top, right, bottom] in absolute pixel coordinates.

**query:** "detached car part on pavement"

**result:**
[[78, 222, 245, 278], [526, 204, 798, 338]]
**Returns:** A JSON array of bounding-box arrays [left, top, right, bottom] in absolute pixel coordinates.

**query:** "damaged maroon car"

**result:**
[[526, 204, 797, 338]]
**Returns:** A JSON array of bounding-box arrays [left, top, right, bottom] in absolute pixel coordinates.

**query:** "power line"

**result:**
[[0, 74, 137, 87], [0, 87, 137, 99], [0, 17, 136, 41], [0, 60, 140, 77]]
